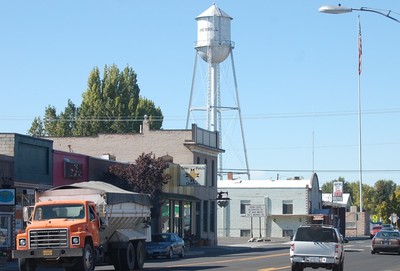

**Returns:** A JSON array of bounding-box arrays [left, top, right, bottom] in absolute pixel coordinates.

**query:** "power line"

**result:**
[[2, 107, 400, 122]]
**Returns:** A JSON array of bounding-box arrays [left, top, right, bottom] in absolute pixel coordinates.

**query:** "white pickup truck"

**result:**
[[289, 224, 348, 271]]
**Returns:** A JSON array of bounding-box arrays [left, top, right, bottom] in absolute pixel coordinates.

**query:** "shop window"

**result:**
[[183, 202, 191, 238], [173, 201, 181, 234], [211, 160, 215, 187], [204, 158, 208, 186], [196, 202, 201, 238], [161, 202, 170, 232], [203, 201, 208, 232], [0, 215, 12, 248], [210, 201, 215, 232]]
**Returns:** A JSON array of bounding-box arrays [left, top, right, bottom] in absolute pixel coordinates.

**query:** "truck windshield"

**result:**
[[34, 204, 85, 220]]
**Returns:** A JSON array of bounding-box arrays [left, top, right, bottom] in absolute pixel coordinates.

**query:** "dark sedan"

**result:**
[[145, 233, 185, 259], [371, 230, 400, 254]]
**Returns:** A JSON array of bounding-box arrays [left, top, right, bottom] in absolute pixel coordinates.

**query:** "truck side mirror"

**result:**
[[23, 206, 34, 222]]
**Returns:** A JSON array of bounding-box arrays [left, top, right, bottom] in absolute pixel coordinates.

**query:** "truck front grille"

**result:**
[[29, 229, 69, 249]]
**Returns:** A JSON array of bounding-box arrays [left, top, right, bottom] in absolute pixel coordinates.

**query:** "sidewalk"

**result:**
[[186, 236, 291, 257]]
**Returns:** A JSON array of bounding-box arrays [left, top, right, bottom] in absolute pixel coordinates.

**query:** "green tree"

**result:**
[[28, 117, 44, 136], [322, 179, 377, 213], [29, 64, 163, 136], [43, 105, 59, 136], [361, 184, 376, 214], [374, 180, 397, 222], [57, 99, 78, 136]]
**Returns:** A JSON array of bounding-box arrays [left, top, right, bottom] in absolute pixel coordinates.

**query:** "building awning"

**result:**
[[161, 192, 200, 202]]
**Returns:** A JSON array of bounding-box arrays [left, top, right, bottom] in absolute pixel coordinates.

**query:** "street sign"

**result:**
[[245, 204, 266, 217], [389, 213, 398, 223], [372, 215, 378, 223]]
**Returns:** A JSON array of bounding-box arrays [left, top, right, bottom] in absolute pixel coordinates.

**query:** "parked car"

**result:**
[[145, 233, 185, 259], [381, 224, 394, 230], [370, 225, 382, 239], [371, 230, 400, 254]]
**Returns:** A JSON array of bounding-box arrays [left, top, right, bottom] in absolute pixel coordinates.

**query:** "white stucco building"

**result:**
[[217, 173, 324, 238]]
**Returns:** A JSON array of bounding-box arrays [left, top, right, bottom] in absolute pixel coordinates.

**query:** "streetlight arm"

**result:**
[[356, 7, 400, 24], [319, 5, 400, 24]]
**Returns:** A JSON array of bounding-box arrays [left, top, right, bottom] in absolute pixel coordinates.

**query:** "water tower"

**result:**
[[186, 4, 250, 179]]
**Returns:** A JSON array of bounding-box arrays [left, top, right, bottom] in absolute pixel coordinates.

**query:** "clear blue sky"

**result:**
[[2, 1, 400, 186]]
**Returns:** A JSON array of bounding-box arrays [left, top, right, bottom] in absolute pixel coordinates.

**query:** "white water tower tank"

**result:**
[[195, 4, 233, 64]]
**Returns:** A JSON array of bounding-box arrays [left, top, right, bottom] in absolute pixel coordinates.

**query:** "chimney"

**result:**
[[142, 115, 150, 133]]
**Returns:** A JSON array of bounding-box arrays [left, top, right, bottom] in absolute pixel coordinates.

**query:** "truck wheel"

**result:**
[[77, 243, 95, 271], [19, 258, 36, 271], [120, 242, 136, 271], [134, 241, 145, 270]]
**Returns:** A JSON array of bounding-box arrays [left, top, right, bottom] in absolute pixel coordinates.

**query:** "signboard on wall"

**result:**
[[245, 204, 266, 217], [64, 158, 83, 179], [179, 164, 206, 186], [0, 188, 16, 205]]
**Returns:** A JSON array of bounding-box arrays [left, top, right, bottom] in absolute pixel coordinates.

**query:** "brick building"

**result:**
[[46, 118, 224, 244]]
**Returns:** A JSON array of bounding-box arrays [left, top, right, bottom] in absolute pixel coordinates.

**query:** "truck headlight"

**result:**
[[19, 239, 27, 247], [71, 236, 80, 245]]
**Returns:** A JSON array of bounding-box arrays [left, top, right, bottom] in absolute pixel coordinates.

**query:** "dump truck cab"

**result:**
[[14, 200, 101, 271]]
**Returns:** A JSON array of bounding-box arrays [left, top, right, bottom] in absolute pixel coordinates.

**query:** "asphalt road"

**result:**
[[5, 236, 395, 271]]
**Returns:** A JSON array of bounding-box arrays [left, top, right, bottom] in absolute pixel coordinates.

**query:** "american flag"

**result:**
[[358, 16, 362, 75]]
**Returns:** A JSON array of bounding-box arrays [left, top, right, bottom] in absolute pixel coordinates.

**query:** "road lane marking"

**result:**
[[167, 252, 289, 268], [259, 266, 290, 271]]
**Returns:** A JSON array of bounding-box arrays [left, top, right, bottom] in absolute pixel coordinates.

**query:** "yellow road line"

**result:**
[[167, 252, 289, 268], [259, 266, 291, 271]]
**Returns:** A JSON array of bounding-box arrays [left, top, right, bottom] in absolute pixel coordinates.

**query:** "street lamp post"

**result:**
[[319, 5, 400, 23], [319, 4, 400, 213]]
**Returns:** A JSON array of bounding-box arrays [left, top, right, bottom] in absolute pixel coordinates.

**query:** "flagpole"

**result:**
[[357, 15, 363, 212]]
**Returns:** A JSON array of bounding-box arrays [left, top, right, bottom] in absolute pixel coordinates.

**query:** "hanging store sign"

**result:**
[[0, 188, 16, 205], [333, 181, 343, 203], [179, 164, 206, 186]]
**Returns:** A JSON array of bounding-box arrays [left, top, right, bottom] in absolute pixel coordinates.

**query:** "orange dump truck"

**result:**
[[12, 181, 151, 271]]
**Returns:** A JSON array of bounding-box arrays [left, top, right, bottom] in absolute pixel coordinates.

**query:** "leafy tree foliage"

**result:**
[[106, 152, 171, 222], [323, 177, 399, 223], [28, 64, 163, 136]]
